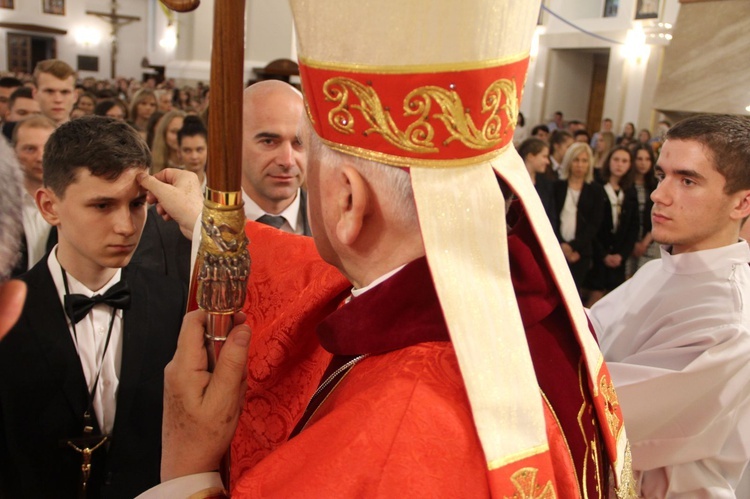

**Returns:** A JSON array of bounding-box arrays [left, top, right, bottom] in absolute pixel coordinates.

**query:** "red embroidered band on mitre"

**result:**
[[299, 56, 529, 168]]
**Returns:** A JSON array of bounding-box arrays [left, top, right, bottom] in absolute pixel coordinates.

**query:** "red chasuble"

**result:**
[[231, 210, 606, 497]]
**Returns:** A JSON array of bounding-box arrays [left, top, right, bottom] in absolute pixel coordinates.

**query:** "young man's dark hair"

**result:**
[[0, 77, 22, 121], [665, 114, 750, 194], [43, 115, 151, 196], [8, 86, 32, 109], [0, 77, 22, 90], [531, 124, 549, 138]]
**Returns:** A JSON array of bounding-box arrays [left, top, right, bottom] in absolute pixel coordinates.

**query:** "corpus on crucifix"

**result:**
[[86, 1, 141, 79]]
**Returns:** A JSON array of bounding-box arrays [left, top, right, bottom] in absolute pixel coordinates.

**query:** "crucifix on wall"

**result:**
[[86, 1, 141, 79]]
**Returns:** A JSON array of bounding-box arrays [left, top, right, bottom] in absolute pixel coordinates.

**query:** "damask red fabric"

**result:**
[[231, 222, 350, 479], [229, 215, 606, 497]]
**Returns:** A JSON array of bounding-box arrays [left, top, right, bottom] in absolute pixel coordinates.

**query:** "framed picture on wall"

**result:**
[[42, 0, 65, 15], [0, 0, 14, 9], [635, 0, 660, 19], [603, 0, 619, 18]]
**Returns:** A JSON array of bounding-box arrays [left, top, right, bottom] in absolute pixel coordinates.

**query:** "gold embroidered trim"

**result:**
[[592, 356, 605, 396], [614, 443, 637, 499], [599, 376, 623, 441], [509, 467, 557, 499], [320, 137, 510, 169], [487, 443, 549, 471], [300, 52, 529, 75], [322, 76, 518, 154]]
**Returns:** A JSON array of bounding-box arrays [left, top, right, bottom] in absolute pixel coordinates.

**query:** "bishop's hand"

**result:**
[[160, 310, 251, 482], [138, 169, 204, 239]]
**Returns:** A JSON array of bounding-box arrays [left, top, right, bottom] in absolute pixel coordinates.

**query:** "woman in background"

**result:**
[[586, 146, 639, 306], [75, 92, 97, 115], [178, 115, 209, 190], [151, 110, 186, 174], [553, 142, 605, 294], [616, 122, 636, 146], [626, 144, 660, 277], [94, 98, 128, 121], [592, 131, 615, 181], [518, 138, 557, 231], [129, 88, 158, 139]]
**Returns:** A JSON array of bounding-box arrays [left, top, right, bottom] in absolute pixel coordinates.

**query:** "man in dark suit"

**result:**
[[242, 80, 311, 235], [0, 116, 186, 498]]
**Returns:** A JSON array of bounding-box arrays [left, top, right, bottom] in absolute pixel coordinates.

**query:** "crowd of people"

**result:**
[[517, 113, 670, 306], [0, 63, 209, 150], [0, 6, 748, 493]]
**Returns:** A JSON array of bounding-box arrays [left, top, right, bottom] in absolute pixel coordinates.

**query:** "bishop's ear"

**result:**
[[334, 164, 370, 246], [35, 188, 61, 227]]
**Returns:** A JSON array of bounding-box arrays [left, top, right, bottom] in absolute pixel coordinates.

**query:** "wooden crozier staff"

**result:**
[[158, 0, 248, 359], [159, 0, 248, 486]]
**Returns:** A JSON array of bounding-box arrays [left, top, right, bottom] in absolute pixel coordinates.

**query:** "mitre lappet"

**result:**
[[290, 0, 633, 496]]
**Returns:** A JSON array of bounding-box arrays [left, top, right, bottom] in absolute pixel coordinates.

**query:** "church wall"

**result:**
[[165, 0, 296, 86], [0, 0, 177, 81], [522, 0, 679, 134]]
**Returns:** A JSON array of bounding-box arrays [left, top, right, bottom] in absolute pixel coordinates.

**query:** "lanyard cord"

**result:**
[[61, 267, 118, 430]]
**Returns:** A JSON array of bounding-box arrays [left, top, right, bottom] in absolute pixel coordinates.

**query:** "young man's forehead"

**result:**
[[67, 164, 148, 185], [37, 72, 74, 88]]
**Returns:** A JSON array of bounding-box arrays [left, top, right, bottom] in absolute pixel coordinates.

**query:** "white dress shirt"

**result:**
[[48, 249, 124, 435], [589, 242, 750, 498], [242, 189, 304, 235], [21, 191, 52, 270], [559, 187, 580, 243]]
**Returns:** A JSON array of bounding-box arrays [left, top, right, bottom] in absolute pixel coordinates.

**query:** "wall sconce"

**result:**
[[159, 23, 177, 50], [623, 27, 650, 63], [74, 27, 102, 47]]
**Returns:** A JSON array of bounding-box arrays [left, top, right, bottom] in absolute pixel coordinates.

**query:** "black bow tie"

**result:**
[[64, 280, 131, 324]]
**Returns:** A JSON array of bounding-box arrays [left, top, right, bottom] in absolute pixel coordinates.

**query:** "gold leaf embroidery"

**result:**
[[506, 467, 556, 499], [615, 443, 638, 499], [322, 76, 518, 154], [599, 376, 623, 439]]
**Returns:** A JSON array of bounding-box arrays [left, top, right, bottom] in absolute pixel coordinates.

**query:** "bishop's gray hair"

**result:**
[[307, 126, 418, 228], [0, 137, 23, 280]]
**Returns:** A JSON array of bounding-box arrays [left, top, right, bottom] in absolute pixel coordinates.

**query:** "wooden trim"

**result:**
[[0, 22, 67, 35]]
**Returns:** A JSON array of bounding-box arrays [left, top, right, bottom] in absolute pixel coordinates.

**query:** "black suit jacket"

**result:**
[[130, 205, 193, 288], [11, 225, 57, 278], [594, 184, 640, 260], [553, 180, 606, 257], [534, 176, 559, 239], [0, 259, 186, 499]]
